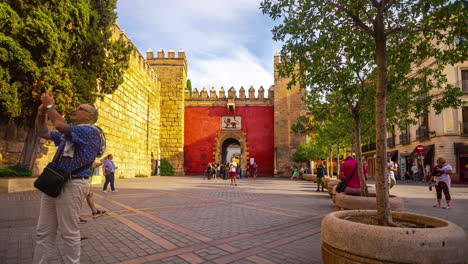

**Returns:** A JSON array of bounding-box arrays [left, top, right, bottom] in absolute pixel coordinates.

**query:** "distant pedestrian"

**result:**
[[229, 162, 238, 186], [290, 166, 298, 180], [253, 162, 258, 180], [411, 164, 419, 181], [430, 157, 453, 209], [387, 157, 398, 189], [102, 154, 118, 193], [316, 160, 326, 192]]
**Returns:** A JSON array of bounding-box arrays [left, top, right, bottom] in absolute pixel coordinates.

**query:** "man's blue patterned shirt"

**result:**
[[50, 124, 101, 177]]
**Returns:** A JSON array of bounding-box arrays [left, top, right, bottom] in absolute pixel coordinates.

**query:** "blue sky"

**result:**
[[115, 0, 282, 93]]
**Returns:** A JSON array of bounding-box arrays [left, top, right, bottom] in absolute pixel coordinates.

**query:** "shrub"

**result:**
[[160, 158, 174, 176], [135, 173, 148, 178], [0, 165, 32, 177]]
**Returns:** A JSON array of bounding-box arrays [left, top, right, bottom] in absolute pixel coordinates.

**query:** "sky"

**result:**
[[115, 0, 282, 94]]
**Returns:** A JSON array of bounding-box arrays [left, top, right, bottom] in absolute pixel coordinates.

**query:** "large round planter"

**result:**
[[302, 173, 315, 181], [321, 210, 467, 263], [327, 179, 340, 196], [335, 192, 404, 211]]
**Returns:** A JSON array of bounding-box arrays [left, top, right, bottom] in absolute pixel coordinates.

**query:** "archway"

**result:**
[[214, 131, 249, 172], [222, 138, 241, 164]]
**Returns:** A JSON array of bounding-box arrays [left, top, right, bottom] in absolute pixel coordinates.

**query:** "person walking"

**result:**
[[316, 160, 326, 192], [290, 166, 299, 180], [102, 154, 117, 193], [33, 90, 104, 264], [387, 157, 398, 189], [229, 161, 238, 186], [253, 162, 258, 180], [411, 163, 419, 182], [430, 157, 453, 209]]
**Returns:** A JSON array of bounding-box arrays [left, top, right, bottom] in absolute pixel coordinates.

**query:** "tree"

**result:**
[[261, 0, 467, 225], [0, 0, 132, 169], [186, 79, 193, 96]]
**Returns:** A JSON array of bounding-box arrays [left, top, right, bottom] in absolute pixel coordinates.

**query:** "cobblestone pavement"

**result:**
[[0, 176, 467, 264]]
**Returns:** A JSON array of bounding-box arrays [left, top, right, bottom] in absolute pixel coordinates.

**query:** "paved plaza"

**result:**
[[0, 176, 467, 264]]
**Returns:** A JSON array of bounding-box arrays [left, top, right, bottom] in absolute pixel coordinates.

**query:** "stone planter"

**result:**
[[0, 177, 36, 193], [335, 192, 404, 211], [327, 179, 339, 197], [302, 173, 316, 182], [321, 210, 467, 263]]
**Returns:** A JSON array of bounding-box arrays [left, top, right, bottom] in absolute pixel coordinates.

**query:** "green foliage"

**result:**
[[160, 158, 174, 176], [0, 0, 132, 124], [0, 165, 32, 177], [292, 141, 328, 163], [186, 79, 193, 96], [261, 0, 467, 129], [135, 173, 149, 178]]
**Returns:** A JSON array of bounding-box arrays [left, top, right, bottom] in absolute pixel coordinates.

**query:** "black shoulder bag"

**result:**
[[336, 164, 358, 193], [34, 147, 92, 198]]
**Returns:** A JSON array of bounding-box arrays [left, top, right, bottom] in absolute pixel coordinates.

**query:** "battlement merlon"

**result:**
[[110, 24, 160, 83], [185, 86, 274, 107], [146, 48, 188, 75]]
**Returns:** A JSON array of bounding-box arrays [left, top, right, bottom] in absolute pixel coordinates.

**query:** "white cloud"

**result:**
[[189, 46, 274, 92], [116, 0, 281, 92]]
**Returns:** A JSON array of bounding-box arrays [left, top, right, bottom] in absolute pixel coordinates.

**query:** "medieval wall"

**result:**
[[273, 53, 307, 177], [6, 25, 162, 178], [184, 87, 274, 176], [146, 50, 187, 175]]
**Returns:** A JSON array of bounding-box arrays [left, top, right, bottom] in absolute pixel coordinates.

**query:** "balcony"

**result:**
[[416, 127, 430, 140], [362, 143, 376, 152], [387, 137, 395, 148], [399, 133, 410, 145]]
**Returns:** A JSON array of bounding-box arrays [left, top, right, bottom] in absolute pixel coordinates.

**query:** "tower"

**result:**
[[146, 49, 187, 175], [273, 53, 307, 177]]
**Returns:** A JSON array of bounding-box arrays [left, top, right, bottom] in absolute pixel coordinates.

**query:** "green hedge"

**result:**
[[159, 158, 174, 176], [0, 165, 32, 177]]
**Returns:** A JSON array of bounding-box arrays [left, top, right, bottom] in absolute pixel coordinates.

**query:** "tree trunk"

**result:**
[[353, 115, 368, 197], [18, 126, 39, 172], [375, 14, 393, 226], [329, 148, 333, 177]]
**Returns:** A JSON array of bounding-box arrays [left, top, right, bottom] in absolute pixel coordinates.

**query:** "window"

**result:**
[[463, 107, 468, 136], [417, 115, 429, 140], [399, 125, 410, 145], [462, 70, 468, 93]]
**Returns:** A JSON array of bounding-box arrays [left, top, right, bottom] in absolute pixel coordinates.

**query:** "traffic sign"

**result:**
[[416, 145, 425, 152]]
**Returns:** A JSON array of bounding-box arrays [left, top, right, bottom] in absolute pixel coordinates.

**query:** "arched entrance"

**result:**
[[222, 138, 241, 164], [214, 131, 249, 172]]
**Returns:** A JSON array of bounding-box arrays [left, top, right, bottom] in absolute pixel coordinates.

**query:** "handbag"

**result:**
[[34, 147, 92, 197], [336, 162, 358, 193]]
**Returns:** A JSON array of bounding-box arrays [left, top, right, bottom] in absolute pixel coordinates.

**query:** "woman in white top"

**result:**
[[430, 157, 453, 209]]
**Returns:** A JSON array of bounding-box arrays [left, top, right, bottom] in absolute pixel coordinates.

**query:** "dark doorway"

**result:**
[[460, 157, 468, 182], [222, 138, 241, 164]]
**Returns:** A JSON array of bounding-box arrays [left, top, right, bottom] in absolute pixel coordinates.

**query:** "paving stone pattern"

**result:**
[[0, 177, 467, 264]]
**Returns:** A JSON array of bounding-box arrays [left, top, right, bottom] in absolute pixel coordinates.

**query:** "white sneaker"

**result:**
[[103, 190, 107, 193], [112, 190, 118, 192]]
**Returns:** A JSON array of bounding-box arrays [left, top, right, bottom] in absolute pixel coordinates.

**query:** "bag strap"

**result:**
[[345, 162, 358, 184], [71, 162, 93, 175]]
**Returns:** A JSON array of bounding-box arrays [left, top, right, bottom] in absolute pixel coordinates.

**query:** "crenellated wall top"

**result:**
[[111, 24, 159, 83], [185, 86, 274, 107]]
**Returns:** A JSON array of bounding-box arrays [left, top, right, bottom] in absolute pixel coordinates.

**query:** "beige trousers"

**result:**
[[33, 179, 90, 264]]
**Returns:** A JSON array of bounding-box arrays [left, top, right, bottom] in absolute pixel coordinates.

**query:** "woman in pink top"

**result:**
[[339, 157, 368, 195]]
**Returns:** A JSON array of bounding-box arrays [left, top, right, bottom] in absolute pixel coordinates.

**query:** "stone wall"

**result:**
[[273, 53, 307, 177], [146, 49, 187, 175], [2, 24, 161, 178]]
